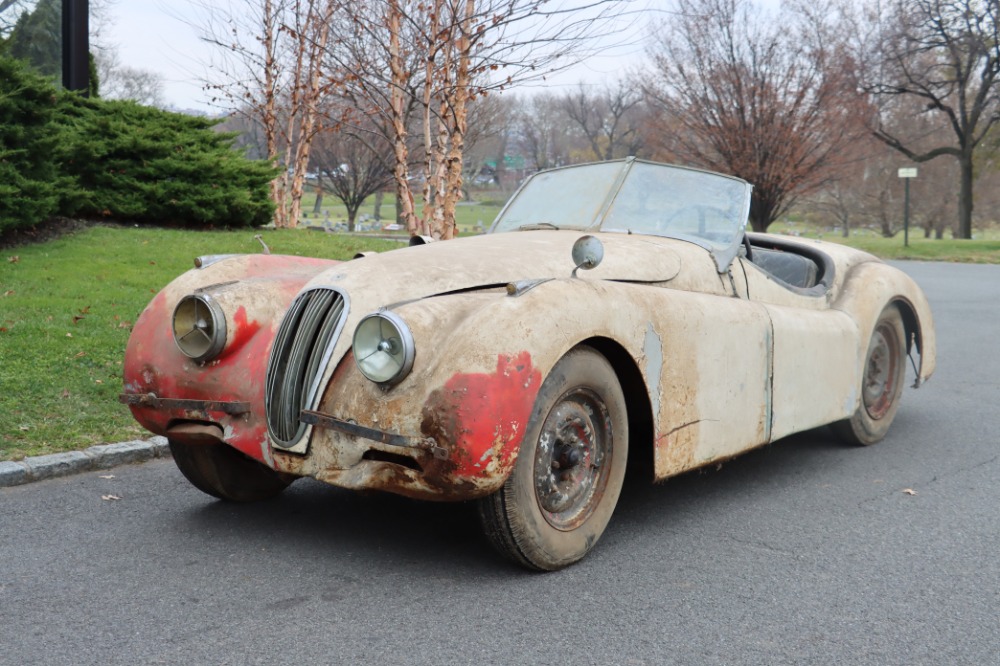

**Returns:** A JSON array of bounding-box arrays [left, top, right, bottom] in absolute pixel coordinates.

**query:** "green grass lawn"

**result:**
[[298, 189, 505, 233], [2, 218, 998, 461], [768, 223, 1000, 263], [820, 234, 1000, 263], [0, 225, 402, 461]]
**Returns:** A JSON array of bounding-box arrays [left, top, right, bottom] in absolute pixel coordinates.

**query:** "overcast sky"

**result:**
[[100, 0, 653, 113]]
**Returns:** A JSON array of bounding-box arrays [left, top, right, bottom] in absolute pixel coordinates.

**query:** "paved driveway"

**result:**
[[2, 261, 997, 665]]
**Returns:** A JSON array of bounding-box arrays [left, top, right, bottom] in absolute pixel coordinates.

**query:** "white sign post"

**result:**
[[898, 167, 918, 246]]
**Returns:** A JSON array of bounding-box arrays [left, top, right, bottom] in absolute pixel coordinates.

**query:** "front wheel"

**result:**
[[832, 304, 907, 445], [170, 439, 294, 502], [477, 347, 628, 571]]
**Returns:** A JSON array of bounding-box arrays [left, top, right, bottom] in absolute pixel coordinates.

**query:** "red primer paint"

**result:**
[[426, 352, 541, 478], [121, 255, 336, 463], [228, 306, 262, 358]]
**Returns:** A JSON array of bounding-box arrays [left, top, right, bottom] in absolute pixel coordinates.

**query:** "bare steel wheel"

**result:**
[[832, 304, 907, 445], [170, 439, 295, 502], [477, 346, 628, 571]]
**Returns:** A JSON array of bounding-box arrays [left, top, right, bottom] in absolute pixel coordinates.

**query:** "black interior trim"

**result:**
[[744, 232, 835, 297]]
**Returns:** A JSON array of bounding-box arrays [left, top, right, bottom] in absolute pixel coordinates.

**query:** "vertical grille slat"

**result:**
[[266, 288, 348, 446]]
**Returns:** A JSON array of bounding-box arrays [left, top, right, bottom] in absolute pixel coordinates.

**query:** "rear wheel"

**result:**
[[477, 347, 628, 571], [170, 439, 294, 502], [832, 304, 907, 445]]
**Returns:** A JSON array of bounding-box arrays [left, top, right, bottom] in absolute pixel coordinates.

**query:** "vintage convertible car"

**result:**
[[120, 158, 935, 570]]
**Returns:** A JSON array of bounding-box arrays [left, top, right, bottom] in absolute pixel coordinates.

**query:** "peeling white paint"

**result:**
[[643, 323, 663, 418]]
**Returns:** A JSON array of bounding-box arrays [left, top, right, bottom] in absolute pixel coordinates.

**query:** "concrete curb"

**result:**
[[0, 437, 170, 488]]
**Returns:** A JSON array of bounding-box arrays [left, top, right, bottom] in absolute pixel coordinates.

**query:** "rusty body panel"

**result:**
[[121, 254, 337, 465], [121, 229, 936, 500], [122, 190, 935, 517], [118, 160, 937, 570]]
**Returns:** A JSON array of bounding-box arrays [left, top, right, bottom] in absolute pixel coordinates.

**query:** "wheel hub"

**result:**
[[533, 389, 611, 531], [862, 325, 899, 419]]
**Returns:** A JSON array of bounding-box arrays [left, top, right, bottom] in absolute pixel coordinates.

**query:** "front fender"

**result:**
[[121, 254, 338, 465], [277, 279, 658, 500]]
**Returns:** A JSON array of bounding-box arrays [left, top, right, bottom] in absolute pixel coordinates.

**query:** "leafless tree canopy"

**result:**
[[855, 0, 1000, 239], [95, 50, 165, 107], [561, 82, 647, 161], [310, 122, 394, 232], [643, 0, 866, 232], [193, 0, 635, 235]]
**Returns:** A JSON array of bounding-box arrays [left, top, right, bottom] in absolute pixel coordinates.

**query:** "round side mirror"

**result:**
[[571, 235, 604, 276]]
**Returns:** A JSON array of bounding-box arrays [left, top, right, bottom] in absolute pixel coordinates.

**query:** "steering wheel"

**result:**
[[662, 204, 730, 236], [742, 233, 753, 261]]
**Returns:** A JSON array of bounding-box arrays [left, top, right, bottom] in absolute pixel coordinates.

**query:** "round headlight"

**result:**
[[172, 294, 227, 362], [352, 311, 415, 386]]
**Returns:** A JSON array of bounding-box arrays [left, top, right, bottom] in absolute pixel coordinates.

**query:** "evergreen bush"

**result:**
[[0, 57, 66, 233], [0, 54, 275, 234], [57, 98, 275, 228]]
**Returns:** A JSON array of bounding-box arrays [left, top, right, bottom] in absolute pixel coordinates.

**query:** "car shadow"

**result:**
[[170, 425, 854, 572]]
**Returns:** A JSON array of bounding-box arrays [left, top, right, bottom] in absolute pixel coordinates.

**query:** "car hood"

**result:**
[[305, 230, 684, 303]]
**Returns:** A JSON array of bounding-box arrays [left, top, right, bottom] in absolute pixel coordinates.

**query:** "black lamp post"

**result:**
[[62, 0, 89, 94]]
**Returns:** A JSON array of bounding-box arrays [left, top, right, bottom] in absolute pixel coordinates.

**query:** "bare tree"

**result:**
[[310, 122, 395, 231], [561, 82, 646, 161], [644, 0, 867, 232], [196, 0, 336, 228], [855, 0, 1000, 239], [94, 50, 165, 107], [329, 0, 637, 239], [513, 93, 572, 170], [0, 0, 32, 36]]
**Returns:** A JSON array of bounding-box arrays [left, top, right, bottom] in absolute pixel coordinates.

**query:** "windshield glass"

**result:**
[[489, 161, 624, 231], [490, 159, 752, 272]]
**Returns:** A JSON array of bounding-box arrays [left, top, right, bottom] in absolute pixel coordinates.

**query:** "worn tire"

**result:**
[[831, 304, 907, 446], [477, 346, 628, 571], [169, 439, 294, 502]]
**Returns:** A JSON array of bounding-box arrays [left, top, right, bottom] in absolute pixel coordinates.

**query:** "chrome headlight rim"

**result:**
[[352, 310, 415, 387], [172, 294, 227, 363]]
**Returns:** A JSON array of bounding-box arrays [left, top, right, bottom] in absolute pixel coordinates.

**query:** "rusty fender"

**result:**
[[832, 260, 937, 385], [273, 277, 678, 500], [121, 254, 337, 465]]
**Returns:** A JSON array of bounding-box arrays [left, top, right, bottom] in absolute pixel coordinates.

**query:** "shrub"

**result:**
[[57, 98, 276, 228], [0, 53, 276, 234], [0, 57, 66, 233]]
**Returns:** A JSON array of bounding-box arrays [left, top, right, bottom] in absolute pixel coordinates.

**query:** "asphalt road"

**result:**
[[2, 261, 998, 666]]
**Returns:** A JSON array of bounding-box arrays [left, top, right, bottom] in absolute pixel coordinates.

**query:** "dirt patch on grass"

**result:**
[[0, 218, 90, 250]]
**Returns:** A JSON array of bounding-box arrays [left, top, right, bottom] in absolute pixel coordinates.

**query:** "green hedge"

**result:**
[[0, 55, 275, 233], [0, 57, 65, 233]]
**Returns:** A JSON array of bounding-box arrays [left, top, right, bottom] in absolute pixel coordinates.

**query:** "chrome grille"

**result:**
[[266, 288, 347, 446]]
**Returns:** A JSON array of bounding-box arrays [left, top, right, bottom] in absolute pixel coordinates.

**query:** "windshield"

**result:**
[[490, 159, 752, 272], [489, 161, 625, 231]]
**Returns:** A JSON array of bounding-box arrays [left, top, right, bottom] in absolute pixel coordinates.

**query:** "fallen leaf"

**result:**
[[118, 321, 132, 329], [0, 327, 7, 333], [72, 315, 85, 325], [79, 306, 91, 315], [7, 256, 19, 263], [74, 351, 86, 358], [99, 474, 115, 479], [61, 389, 71, 398], [95, 379, 104, 384], [65, 332, 73, 338], [18, 425, 29, 432], [2, 290, 13, 296], [902, 488, 917, 496], [101, 494, 122, 501]]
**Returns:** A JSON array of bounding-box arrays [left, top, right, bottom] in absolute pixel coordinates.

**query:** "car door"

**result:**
[[733, 257, 861, 441]]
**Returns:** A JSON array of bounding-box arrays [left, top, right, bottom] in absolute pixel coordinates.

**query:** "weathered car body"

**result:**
[[121, 158, 935, 570]]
